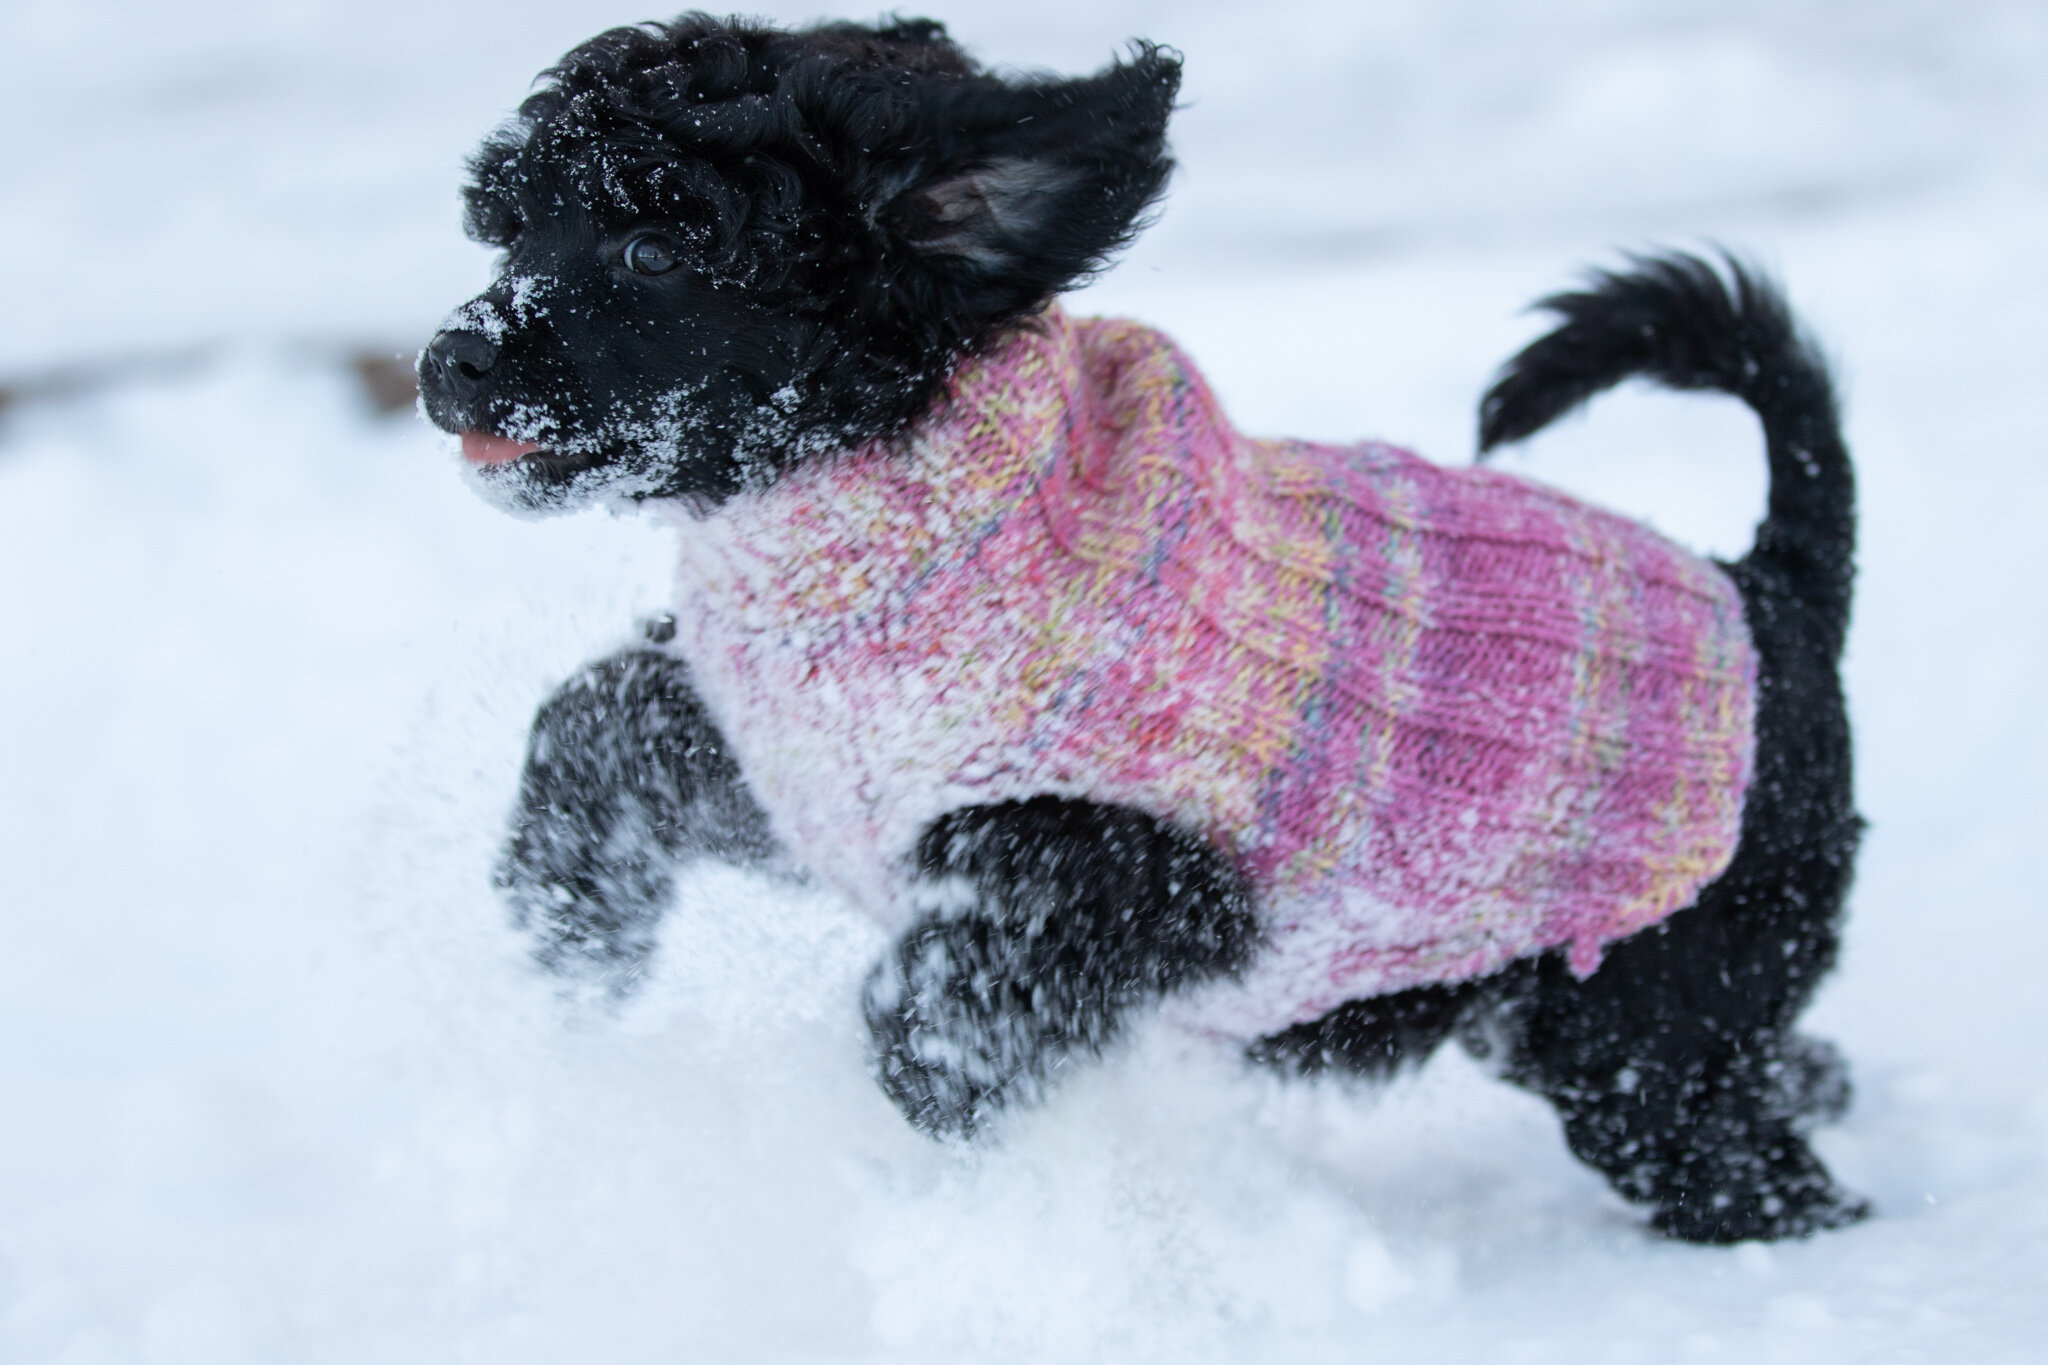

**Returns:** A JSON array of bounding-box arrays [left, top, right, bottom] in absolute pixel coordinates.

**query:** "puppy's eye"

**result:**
[[623, 234, 680, 276]]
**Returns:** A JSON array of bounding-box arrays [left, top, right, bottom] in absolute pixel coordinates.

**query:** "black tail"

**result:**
[[1478, 251, 1854, 657]]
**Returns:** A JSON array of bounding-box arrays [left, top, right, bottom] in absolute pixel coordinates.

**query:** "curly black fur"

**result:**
[[448, 16, 1866, 1244], [419, 14, 1177, 511]]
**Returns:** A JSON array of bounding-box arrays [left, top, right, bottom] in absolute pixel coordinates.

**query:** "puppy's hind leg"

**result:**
[[1493, 538, 1869, 1242], [1494, 801, 1868, 1243], [864, 797, 1260, 1138], [498, 641, 777, 993], [1494, 628, 1864, 1245]]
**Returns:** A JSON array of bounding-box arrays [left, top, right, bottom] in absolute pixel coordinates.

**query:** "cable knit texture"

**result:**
[[661, 307, 1756, 1037]]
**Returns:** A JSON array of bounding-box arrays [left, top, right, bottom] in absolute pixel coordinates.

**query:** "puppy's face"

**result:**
[[423, 142, 811, 513], [420, 16, 1180, 516]]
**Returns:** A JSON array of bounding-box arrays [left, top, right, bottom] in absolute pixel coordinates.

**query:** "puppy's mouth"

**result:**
[[461, 430, 608, 478], [461, 431, 543, 465]]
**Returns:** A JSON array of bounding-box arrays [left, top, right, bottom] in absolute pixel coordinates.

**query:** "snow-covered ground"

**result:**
[[4, 2, 2046, 1360]]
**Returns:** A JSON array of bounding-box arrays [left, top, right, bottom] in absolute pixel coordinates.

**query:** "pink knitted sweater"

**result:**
[[660, 308, 1756, 1037]]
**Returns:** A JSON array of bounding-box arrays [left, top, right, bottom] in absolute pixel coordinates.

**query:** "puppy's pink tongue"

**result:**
[[462, 431, 543, 465]]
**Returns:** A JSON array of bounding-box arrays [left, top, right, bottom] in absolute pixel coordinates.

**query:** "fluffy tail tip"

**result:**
[[1476, 249, 1805, 456]]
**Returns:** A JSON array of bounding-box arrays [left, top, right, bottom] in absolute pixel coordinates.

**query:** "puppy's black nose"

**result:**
[[423, 329, 499, 399]]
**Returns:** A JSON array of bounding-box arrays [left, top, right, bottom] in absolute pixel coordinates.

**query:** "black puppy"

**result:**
[[419, 15, 1865, 1244]]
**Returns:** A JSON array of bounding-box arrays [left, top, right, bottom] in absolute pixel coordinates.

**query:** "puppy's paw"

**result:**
[[1649, 1137, 1872, 1244], [865, 1009, 1013, 1139], [502, 861, 668, 995], [860, 917, 1044, 1139], [1653, 1183, 1871, 1244]]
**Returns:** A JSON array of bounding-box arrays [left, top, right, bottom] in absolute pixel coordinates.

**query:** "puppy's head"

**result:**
[[419, 14, 1178, 515]]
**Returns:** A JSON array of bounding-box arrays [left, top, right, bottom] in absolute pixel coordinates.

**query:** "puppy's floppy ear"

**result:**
[[876, 44, 1179, 325]]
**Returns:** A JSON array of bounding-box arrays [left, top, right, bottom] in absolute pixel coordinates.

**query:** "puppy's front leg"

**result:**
[[864, 798, 1258, 1137], [498, 642, 777, 991]]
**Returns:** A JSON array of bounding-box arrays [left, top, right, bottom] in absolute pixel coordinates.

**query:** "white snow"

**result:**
[[4, 1, 2046, 1361]]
